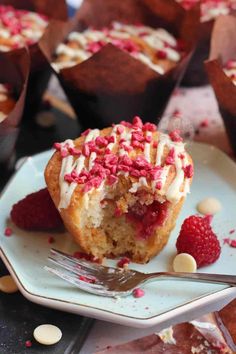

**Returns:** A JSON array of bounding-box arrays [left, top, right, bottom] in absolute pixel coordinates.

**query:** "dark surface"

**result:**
[[0, 108, 94, 354], [0, 259, 94, 354]]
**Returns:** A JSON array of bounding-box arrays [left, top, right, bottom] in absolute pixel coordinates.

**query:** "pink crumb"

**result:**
[[200, 118, 209, 128], [79, 275, 95, 283], [229, 229, 235, 234], [4, 227, 12, 236], [48, 236, 55, 244], [117, 257, 130, 268], [230, 240, 236, 248], [204, 214, 213, 224], [223, 238, 231, 245], [25, 340, 32, 348], [132, 288, 145, 298]]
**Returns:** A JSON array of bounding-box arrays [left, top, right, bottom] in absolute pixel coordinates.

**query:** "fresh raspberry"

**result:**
[[176, 215, 221, 268], [10, 188, 63, 231]]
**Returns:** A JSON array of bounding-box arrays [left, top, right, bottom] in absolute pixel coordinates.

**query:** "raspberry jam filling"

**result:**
[[126, 201, 169, 239]]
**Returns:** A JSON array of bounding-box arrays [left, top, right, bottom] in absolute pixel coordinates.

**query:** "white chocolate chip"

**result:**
[[33, 324, 62, 345], [0, 275, 18, 293], [197, 198, 221, 215], [173, 253, 197, 273]]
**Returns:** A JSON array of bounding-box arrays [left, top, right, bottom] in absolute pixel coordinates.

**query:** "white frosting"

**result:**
[[21, 28, 43, 41], [118, 125, 132, 156], [223, 62, 236, 85], [59, 130, 99, 209], [0, 8, 48, 51], [0, 28, 10, 38], [68, 31, 88, 46], [154, 28, 177, 47], [56, 43, 89, 60], [24, 12, 48, 27], [144, 132, 152, 162], [154, 134, 190, 202], [134, 52, 164, 74], [53, 22, 181, 73], [201, 5, 229, 22], [57, 124, 191, 209]]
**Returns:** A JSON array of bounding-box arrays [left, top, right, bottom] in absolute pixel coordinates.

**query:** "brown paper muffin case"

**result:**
[[39, 0, 200, 129], [205, 15, 236, 155], [0, 0, 68, 118], [97, 299, 236, 353], [0, 48, 30, 164]]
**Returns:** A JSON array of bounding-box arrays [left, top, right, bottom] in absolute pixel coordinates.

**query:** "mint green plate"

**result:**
[[1, 142, 236, 328]]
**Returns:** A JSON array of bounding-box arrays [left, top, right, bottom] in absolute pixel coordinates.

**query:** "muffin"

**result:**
[[52, 22, 184, 74], [0, 1, 68, 119], [177, 0, 236, 86], [0, 5, 48, 51], [0, 48, 29, 168], [45, 117, 193, 263], [40, 0, 199, 129], [176, 0, 236, 23]]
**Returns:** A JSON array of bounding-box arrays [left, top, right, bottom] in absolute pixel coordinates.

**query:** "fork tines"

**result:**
[[45, 248, 108, 296]]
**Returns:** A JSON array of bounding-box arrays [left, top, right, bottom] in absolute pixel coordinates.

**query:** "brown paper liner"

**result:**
[[96, 300, 236, 353], [0, 48, 29, 165], [0, 0, 68, 118], [96, 314, 231, 353], [181, 20, 213, 86], [205, 15, 236, 155], [40, 0, 199, 129]]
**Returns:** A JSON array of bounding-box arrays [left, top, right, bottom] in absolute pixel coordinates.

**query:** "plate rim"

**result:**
[[1, 245, 236, 328], [1, 142, 236, 328]]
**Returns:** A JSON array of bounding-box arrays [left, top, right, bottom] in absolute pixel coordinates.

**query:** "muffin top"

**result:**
[[176, 0, 236, 22], [0, 5, 48, 51], [223, 59, 236, 85], [52, 22, 184, 74], [47, 117, 193, 210], [0, 83, 16, 123]]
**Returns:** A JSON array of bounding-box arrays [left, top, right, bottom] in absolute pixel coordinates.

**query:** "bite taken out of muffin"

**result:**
[[45, 117, 193, 264]]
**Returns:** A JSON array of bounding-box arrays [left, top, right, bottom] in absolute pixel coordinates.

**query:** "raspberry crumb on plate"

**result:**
[[132, 288, 145, 298], [117, 257, 130, 268], [25, 340, 32, 348], [4, 227, 12, 236]]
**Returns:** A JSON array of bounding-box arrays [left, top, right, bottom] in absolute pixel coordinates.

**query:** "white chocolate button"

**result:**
[[197, 197, 221, 215], [173, 253, 197, 273], [33, 324, 62, 345], [0, 275, 18, 293]]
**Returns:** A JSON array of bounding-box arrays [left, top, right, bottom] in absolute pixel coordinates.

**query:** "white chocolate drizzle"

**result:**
[[57, 122, 192, 209], [154, 134, 190, 202], [58, 129, 99, 209], [53, 22, 182, 73]]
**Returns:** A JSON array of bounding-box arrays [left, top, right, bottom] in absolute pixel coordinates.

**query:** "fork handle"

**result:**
[[147, 272, 236, 286]]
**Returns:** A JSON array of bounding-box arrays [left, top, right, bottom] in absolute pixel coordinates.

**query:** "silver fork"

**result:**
[[44, 248, 236, 298]]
